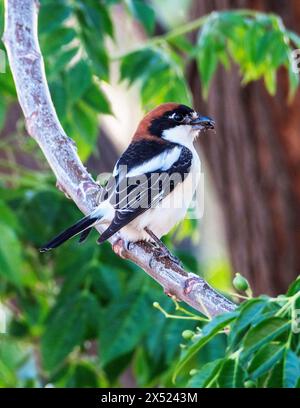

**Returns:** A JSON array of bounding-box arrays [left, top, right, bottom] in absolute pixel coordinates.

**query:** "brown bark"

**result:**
[[189, 0, 300, 294]]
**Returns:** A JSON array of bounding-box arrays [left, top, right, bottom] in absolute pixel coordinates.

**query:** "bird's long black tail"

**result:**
[[40, 212, 101, 252]]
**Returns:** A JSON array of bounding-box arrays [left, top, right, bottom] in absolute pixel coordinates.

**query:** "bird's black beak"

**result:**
[[189, 115, 215, 130]]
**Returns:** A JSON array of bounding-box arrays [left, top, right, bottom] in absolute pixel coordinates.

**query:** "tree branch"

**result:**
[[3, 0, 236, 317]]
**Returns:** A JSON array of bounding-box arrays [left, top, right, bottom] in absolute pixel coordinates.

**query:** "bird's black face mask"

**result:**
[[148, 104, 215, 138]]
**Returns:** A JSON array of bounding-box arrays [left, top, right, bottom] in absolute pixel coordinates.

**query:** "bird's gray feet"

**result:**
[[144, 227, 183, 268], [153, 246, 183, 267]]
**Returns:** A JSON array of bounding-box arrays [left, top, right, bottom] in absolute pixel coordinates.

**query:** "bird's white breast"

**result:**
[[121, 146, 200, 242]]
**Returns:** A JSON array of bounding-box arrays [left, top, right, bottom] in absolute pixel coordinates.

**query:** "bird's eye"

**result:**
[[171, 113, 184, 122]]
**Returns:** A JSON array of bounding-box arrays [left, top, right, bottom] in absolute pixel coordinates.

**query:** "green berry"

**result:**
[[233, 273, 249, 292], [182, 330, 194, 340], [244, 380, 256, 388]]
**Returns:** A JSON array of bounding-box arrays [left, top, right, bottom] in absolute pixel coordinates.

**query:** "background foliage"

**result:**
[[0, 0, 299, 387]]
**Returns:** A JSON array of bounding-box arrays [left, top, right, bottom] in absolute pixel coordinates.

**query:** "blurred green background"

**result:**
[[0, 0, 299, 387]]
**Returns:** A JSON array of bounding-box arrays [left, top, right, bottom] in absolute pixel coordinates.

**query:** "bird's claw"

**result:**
[[112, 238, 126, 259], [153, 246, 183, 268]]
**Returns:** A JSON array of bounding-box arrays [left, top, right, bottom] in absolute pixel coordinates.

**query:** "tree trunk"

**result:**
[[189, 0, 300, 295]]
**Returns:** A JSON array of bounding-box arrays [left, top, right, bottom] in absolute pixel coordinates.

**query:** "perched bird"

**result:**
[[40, 103, 215, 257]]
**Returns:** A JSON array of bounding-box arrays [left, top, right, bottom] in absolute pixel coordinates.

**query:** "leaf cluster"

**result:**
[[174, 278, 300, 388], [0, 184, 198, 387]]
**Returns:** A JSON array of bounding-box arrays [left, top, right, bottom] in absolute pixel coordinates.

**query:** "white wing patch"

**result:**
[[112, 161, 119, 176], [126, 145, 182, 177]]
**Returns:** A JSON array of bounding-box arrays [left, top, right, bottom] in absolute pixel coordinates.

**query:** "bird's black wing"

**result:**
[[98, 143, 193, 243]]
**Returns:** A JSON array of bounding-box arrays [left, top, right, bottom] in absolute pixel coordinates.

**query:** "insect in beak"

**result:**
[[189, 114, 215, 130]]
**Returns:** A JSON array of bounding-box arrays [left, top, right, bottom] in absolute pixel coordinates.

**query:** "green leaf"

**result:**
[[97, 3, 114, 38], [218, 358, 245, 388], [127, 0, 155, 35], [269, 33, 289, 67], [0, 97, 7, 131], [0, 69, 17, 97], [242, 317, 290, 356], [75, 0, 114, 38], [266, 360, 284, 388], [283, 350, 300, 388], [196, 41, 218, 98], [0, 200, 20, 231], [120, 47, 191, 107], [133, 347, 152, 387], [140, 67, 191, 107], [146, 296, 197, 366], [0, 336, 31, 387], [287, 276, 300, 297], [250, 30, 274, 65], [89, 265, 122, 302], [66, 60, 92, 104], [41, 293, 97, 371], [169, 36, 195, 54], [70, 101, 99, 157], [248, 343, 285, 380], [83, 84, 111, 114], [172, 311, 238, 383], [39, 4, 71, 34], [49, 80, 67, 120], [229, 298, 268, 347], [48, 47, 79, 76], [99, 288, 152, 366], [65, 361, 101, 387], [0, 223, 23, 286], [120, 49, 160, 84], [194, 10, 298, 98], [18, 191, 62, 244], [41, 27, 77, 55], [188, 359, 223, 388], [82, 31, 109, 80], [264, 69, 277, 96]]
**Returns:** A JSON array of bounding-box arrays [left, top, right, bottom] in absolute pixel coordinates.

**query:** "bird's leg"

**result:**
[[144, 227, 183, 267]]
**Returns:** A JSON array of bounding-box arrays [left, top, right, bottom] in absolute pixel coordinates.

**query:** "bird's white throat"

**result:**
[[162, 125, 199, 149]]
